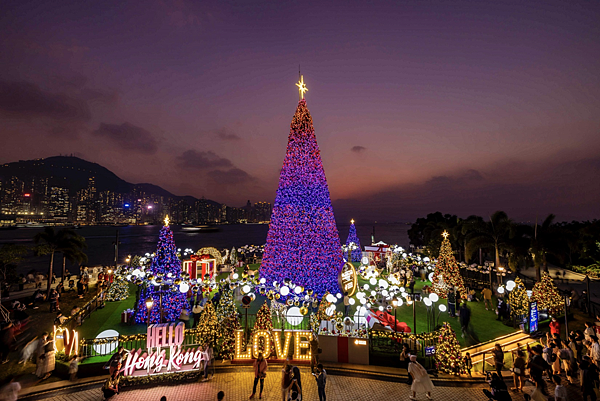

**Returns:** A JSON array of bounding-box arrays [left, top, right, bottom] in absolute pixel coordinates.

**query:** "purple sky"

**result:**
[[1, 0, 599, 222]]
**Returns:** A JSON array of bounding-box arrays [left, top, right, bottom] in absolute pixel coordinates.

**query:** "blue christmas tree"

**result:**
[[345, 220, 362, 262], [135, 216, 188, 324], [260, 80, 343, 297]]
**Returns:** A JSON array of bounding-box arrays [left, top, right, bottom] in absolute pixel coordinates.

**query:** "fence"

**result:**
[[79, 327, 204, 358], [58, 287, 107, 332], [368, 327, 442, 368]]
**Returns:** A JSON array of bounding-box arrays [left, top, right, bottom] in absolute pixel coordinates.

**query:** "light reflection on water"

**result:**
[[0, 223, 409, 275]]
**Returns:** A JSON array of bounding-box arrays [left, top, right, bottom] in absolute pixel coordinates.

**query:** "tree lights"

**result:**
[[134, 217, 188, 324], [431, 231, 466, 300], [345, 219, 362, 262], [531, 272, 563, 314], [260, 98, 344, 297], [435, 322, 466, 374]]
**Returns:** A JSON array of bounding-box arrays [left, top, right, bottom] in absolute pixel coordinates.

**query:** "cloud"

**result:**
[[178, 150, 233, 170], [333, 155, 600, 223], [93, 123, 158, 153], [209, 168, 254, 185], [0, 80, 91, 122], [351, 146, 366, 153], [215, 128, 241, 141]]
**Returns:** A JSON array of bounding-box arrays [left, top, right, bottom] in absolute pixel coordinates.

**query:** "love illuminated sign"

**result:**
[[234, 330, 312, 361]]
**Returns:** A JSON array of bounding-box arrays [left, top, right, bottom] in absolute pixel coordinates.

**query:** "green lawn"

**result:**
[[78, 283, 140, 340], [78, 265, 516, 349]]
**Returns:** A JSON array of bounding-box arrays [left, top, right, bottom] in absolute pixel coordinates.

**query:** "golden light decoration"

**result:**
[[296, 75, 308, 100], [299, 306, 308, 316], [164, 215, 170, 227], [252, 330, 272, 358], [442, 231, 449, 239], [351, 219, 354, 224], [293, 331, 311, 360], [272, 330, 293, 359]]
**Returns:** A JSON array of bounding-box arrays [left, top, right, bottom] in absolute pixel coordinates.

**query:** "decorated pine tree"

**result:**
[[220, 314, 241, 360], [216, 286, 238, 322], [435, 322, 466, 374], [197, 301, 219, 347], [230, 247, 238, 266], [260, 81, 343, 297], [134, 216, 188, 324], [508, 277, 529, 317], [531, 272, 563, 315], [252, 301, 274, 354], [432, 231, 466, 299], [345, 219, 362, 262], [106, 280, 129, 301], [316, 292, 331, 323]]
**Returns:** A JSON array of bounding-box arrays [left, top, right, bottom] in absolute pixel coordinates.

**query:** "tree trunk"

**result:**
[[46, 250, 54, 299], [535, 264, 541, 281], [62, 255, 66, 280], [495, 244, 500, 269]]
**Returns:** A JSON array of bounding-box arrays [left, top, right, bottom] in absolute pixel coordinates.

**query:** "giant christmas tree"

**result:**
[[134, 216, 188, 324], [431, 231, 467, 299], [345, 219, 362, 262], [260, 77, 343, 296], [531, 272, 563, 315]]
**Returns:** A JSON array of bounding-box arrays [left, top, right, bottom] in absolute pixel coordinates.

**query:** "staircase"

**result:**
[[461, 330, 536, 374]]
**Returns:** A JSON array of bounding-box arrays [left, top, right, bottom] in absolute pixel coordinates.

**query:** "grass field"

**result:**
[[78, 264, 516, 349]]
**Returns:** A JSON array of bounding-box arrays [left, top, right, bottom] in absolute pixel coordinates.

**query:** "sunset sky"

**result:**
[[1, 0, 599, 222]]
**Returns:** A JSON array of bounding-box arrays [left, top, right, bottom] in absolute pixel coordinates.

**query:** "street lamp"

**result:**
[[392, 298, 398, 332], [145, 298, 154, 326], [407, 296, 416, 334]]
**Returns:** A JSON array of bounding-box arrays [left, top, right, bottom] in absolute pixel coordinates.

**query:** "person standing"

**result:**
[[459, 302, 471, 339], [492, 343, 504, 378], [1, 323, 15, 364], [511, 349, 526, 392], [482, 287, 493, 310], [549, 317, 560, 337], [49, 289, 59, 312], [314, 363, 327, 401], [408, 355, 434, 401], [249, 352, 267, 399], [36, 335, 55, 380], [399, 343, 413, 384], [289, 366, 302, 401], [102, 370, 120, 399], [281, 364, 293, 401], [528, 345, 550, 395], [217, 391, 225, 401], [202, 343, 213, 381], [580, 356, 598, 401], [69, 355, 80, 381], [343, 292, 350, 317], [464, 352, 473, 377], [309, 334, 320, 373], [35, 332, 48, 377], [447, 289, 456, 318]]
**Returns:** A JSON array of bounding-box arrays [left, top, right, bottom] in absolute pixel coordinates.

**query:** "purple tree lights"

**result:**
[[345, 220, 362, 262], [135, 217, 188, 324], [260, 98, 343, 297]]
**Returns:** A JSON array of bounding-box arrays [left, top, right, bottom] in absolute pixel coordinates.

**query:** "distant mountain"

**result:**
[[0, 156, 220, 206]]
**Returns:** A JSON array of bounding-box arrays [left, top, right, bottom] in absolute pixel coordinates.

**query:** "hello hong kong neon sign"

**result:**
[[122, 322, 207, 376]]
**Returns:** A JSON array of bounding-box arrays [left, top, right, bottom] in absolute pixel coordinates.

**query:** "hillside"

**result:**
[[0, 156, 220, 206]]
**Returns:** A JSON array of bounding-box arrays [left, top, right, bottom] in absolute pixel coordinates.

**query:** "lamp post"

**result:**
[[145, 297, 153, 327], [407, 295, 416, 334], [429, 293, 439, 330], [392, 298, 398, 332]]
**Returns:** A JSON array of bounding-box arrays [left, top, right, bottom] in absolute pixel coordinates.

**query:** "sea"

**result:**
[[0, 222, 411, 276]]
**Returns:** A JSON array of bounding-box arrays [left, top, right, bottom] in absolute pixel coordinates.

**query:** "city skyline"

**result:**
[[1, 0, 599, 222]]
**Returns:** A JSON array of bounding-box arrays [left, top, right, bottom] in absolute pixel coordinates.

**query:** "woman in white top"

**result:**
[[408, 355, 434, 400]]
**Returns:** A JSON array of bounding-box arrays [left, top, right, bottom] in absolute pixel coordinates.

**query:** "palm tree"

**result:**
[[529, 214, 566, 281], [34, 228, 87, 299], [464, 211, 514, 270]]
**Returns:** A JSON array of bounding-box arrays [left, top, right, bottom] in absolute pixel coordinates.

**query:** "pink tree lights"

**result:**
[[260, 98, 343, 297]]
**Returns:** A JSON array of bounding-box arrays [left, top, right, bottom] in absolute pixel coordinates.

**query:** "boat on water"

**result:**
[[181, 224, 220, 232], [15, 222, 46, 228], [112, 223, 129, 227]]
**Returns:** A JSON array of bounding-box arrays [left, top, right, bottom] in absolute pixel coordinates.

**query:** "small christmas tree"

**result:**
[[134, 216, 188, 324], [252, 301, 274, 354], [316, 292, 331, 323], [345, 220, 362, 262], [197, 301, 219, 347], [435, 322, 466, 374], [220, 314, 241, 360], [230, 247, 238, 266], [216, 286, 238, 322], [531, 272, 563, 315], [106, 280, 129, 302], [432, 232, 466, 299], [508, 277, 529, 318]]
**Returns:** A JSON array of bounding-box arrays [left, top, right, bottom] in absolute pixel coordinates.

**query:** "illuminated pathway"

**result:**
[[26, 369, 581, 401]]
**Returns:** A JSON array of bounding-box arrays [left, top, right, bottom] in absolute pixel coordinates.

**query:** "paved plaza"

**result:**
[[25, 369, 582, 401]]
